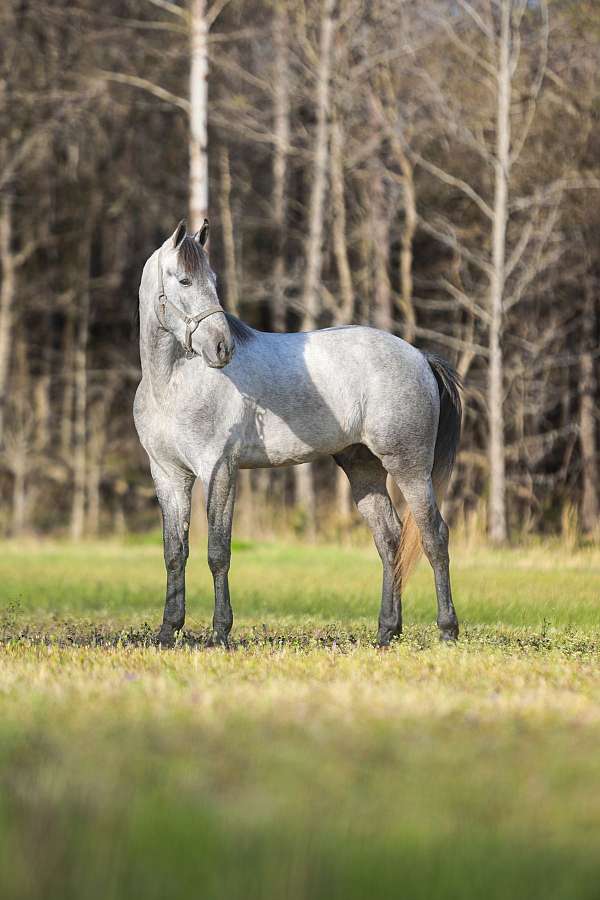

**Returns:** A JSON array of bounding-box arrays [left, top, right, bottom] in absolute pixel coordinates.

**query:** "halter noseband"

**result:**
[[157, 251, 224, 360]]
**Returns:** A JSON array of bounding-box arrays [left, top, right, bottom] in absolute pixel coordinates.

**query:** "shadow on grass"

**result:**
[[1, 616, 599, 657]]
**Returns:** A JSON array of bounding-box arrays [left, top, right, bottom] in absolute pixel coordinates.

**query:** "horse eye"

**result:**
[[179, 277, 192, 287]]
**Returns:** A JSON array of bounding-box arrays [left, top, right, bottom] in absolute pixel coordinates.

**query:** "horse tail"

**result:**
[[394, 353, 462, 591]]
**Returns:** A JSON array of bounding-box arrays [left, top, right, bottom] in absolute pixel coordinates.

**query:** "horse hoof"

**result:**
[[157, 627, 175, 648], [439, 628, 459, 644], [206, 631, 230, 650], [377, 629, 402, 649]]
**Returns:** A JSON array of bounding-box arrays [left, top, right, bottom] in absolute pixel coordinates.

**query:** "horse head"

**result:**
[[156, 219, 234, 368]]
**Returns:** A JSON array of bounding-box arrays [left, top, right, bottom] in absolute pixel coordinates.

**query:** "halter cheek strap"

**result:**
[[157, 252, 224, 360], [158, 297, 224, 359]]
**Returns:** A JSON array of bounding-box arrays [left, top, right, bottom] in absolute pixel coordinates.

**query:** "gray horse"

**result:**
[[134, 221, 462, 648]]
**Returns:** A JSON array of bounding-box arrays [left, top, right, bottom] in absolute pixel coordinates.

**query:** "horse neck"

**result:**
[[139, 304, 181, 398]]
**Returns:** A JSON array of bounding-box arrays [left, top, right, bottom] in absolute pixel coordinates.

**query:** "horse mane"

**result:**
[[225, 313, 255, 345]]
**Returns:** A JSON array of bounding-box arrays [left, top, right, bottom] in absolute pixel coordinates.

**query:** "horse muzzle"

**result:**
[[202, 331, 235, 368], [205, 340, 235, 368]]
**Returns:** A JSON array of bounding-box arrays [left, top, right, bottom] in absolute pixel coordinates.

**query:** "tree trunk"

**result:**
[[34, 371, 51, 453], [370, 164, 392, 333], [357, 186, 373, 325], [10, 336, 29, 536], [86, 442, 101, 536], [12, 455, 26, 534], [0, 190, 15, 448], [86, 381, 114, 536], [272, 0, 290, 333], [189, 0, 208, 231], [61, 314, 74, 457], [113, 492, 127, 536], [397, 146, 417, 344], [487, 1, 511, 545], [297, 0, 336, 534], [269, 1, 291, 521], [218, 146, 239, 314], [295, 462, 317, 537], [580, 283, 598, 533], [301, 0, 335, 327], [70, 234, 92, 540], [330, 116, 353, 325], [330, 116, 354, 520]]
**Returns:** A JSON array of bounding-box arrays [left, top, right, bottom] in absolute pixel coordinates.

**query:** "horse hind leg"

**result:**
[[390, 470, 458, 642], [334, 447, 402, 646]]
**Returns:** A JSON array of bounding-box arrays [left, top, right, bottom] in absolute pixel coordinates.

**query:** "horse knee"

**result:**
[[165, 541, 188, 573], [208, 540, 230, 577]]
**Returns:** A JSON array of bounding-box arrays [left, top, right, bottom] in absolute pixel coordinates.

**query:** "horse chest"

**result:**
[[135, 381, 218, 469]]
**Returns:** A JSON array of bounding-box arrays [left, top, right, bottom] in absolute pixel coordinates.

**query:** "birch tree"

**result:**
[[579, 279, 599, 534], [70, 224, 94, 540], [0, 192, 16, 448], [301, 0, 336, 328], [272, 0, 290, 333], [189, 0, 209, 230], [487, 0, 513, 544], [413, 0, 554, 542], [296, 0, 337, 530], [100, 0, 228, 231]]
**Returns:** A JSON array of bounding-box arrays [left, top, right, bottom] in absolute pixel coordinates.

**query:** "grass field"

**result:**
[[1, 536, 600, 899]]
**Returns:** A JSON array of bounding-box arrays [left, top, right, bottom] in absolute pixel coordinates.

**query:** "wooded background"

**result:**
[[0, 0, 598, 541]]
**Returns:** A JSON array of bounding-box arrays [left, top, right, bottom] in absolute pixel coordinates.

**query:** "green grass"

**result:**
[[1, 537, 600, 899]]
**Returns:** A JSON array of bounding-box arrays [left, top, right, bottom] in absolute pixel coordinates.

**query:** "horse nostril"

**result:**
[[215, 340, 232, 364]]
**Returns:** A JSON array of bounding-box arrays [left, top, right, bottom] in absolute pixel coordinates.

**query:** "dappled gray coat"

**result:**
[[134, 222, 462, 648]]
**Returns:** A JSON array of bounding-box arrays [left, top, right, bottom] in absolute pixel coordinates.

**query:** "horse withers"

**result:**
[[134, 221, 462, 648]]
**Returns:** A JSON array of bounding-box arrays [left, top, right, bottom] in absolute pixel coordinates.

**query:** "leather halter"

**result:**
[[157, 251, 224, 360]]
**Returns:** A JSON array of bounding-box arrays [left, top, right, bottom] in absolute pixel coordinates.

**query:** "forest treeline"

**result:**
[[0, 0, 598, 540]]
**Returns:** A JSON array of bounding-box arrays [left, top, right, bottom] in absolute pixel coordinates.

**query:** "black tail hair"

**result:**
[[395, 353, 462, 590]]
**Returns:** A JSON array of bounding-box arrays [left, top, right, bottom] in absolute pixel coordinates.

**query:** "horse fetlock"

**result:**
[[212, 610, 233, 634], [162, 605, 185, 630]]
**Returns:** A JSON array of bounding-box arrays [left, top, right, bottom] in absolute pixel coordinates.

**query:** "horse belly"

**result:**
[[238, 402, 360, 469]]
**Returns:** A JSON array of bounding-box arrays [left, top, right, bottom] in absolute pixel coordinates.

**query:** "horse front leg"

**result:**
[[153, 467, 194, 647], [203, 456, 238, 648]]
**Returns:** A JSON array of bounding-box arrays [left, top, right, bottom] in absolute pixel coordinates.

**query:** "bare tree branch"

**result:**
[[94, 70, 189, 112]]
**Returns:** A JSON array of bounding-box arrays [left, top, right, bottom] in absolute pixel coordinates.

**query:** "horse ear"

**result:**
[[194, 219, 209, 247], [169, 219, 187, 249]]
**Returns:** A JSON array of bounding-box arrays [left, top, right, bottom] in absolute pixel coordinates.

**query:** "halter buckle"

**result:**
[[159, 296, 167, 325]]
